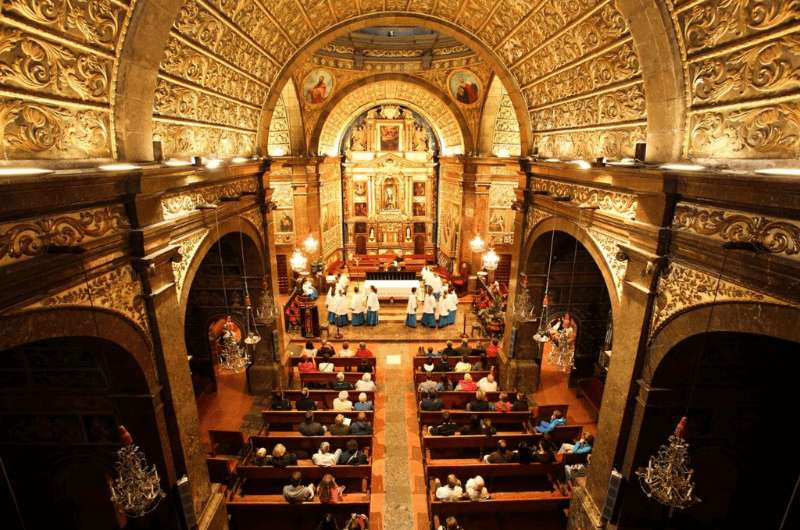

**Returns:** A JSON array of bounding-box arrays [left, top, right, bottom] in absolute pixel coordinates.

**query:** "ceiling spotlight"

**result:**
[[98, 163, 139, 172], [755, 167, 800, 177], [660, 163, 705, 172], [0, 167, 54, 177], [571, 160, 591, 170]]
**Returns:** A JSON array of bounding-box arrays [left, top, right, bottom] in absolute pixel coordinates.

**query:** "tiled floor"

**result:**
[[195, 333, 599, 529]]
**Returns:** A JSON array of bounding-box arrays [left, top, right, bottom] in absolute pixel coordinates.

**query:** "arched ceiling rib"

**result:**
[[314, 79, 467, 156], [3, 1, 799, 166]]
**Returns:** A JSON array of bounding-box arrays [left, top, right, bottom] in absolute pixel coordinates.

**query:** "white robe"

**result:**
[[351, 292, 365, 313], [406, 294, 418, 315], [337, 274, 349, 290], [335, 293, 349, 316], [435, 296, 448, 319], [422, 294, 435, 314], [366, 292, 380, 312], [325, 289, 336, 311], [431, 275, 442, 295], [447, 292, 459, 313]]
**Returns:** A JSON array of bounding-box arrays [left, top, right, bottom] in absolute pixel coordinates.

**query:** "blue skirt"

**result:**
[[405, 314, 417, 328], [448, 310, 457, 326], [336, 314, 349, 327], [366, 310, 379, 326], [437, 314, 449, 327], [421, 312, 436, 327], [327, 311, 336, 325], [352, 312, 365, 326]]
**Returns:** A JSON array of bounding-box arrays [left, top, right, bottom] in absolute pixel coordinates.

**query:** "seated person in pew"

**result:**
[[270, 443, 299, 467], [349, 411, 373, 435], [459, 415, 496, 436], [354, 373, 376, 392], [456, 373, 477, 392], [515, 440, 533, 464], [312, 441, 342, 467], [317, 473, 345, 504], [318, 341, 336, 358], [485, 338, 500, 358], [316, 513, 338, 530], [436, 374, 454, 392], [511, 391, 529, 411], [494, 392, 512, 413], [331, 372, 354, 391], [299, 354, 317, 374], [299, 411, 326, 436], [338, 439, 368, 465], [422, 359, 435, 373], [283, 471, 315, 503], [440, 341, 455, 357], [467, 390, 491, 411], [456, 339, 472, 358], [355, 342, 374, 358], [465, 475, 490, 500], [420, 391, 444, 411], [428, 411, 458, 436], [434, 355, 452, 373], [455, 355, 472, 373], [296, 387, 317, 411], [434, 474, 464, 501], [471, 353, 489, 372], [318, 355, 335, 373], [357, 358, 373, 374], [345, 513, 369, 530], [329, 414, 351, 435], [558, 432, 594, 455], [483, 439, 514, 463], [566, 453, 591, 482], [302, 341, 317, 358], [272, 391, 291, 410], [418, 373, 438, 394], [354, 392, 373, 411], [333, 391, 354, 412], [254, 447, 269, 466], [422, 346, 437, 358], [477, 373, 498, 393], [534, 439, 556, 464], [339, 341, 355, 357], [534, 410, 566, 433], [438, 516, 464, 530]]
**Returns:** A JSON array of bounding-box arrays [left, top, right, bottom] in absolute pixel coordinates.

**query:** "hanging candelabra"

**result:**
[[110, 426, 165, 518], [533, 228, 556, 344], [546, 317, 576, 373], [257, 286, 278, 325], [218, 316, 250, 373], [636, 417, 700, 515], [511, 284, 535, 325]]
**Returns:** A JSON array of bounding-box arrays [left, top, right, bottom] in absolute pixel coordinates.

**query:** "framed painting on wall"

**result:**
[[379, 125, 400, 151]]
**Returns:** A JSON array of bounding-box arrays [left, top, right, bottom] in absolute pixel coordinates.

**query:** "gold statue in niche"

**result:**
[[350, 124, 368, 151], [382, 178, 398, 210]]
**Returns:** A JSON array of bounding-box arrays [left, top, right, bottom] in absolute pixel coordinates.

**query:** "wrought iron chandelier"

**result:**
[[636, 417, 699, 515], [533, 228, 556, 344], [257, 285, 278, 325], [238, 223, 261, 349], [110, 426, 165, 517], [482, 247, 500, 271], [510, 276, 535, 324]]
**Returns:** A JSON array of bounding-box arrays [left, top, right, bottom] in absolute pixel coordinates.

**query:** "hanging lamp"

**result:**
[[533, 226, 557, 344], [238, 217, 261, 347], [548, 216, 580, 372]]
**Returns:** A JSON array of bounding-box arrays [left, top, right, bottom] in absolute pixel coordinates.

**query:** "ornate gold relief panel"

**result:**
[[154, 77, 260, 131], [492, 88, 522, 156], [531, 178, 638, 220], [268, 96, 291, 155], [153, 120, 255, 159], [531, 83, 646, 131], [171, 230, 209, 297], [534, 125, 647, 161], [264, 0, 314, 46], [160, 178, 259, 220], [586, 228, 627, 300]]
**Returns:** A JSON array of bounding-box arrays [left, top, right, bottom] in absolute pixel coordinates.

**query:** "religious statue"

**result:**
[[383, 179, 397, 209], [412, 124, 429, 151], [350, 124, 368, 151]]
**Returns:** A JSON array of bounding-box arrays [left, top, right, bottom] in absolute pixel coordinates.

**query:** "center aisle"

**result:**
[[370, 344, 429, 530]]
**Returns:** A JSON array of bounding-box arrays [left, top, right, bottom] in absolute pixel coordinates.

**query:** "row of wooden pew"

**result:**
[[412, 354, 581, 529]]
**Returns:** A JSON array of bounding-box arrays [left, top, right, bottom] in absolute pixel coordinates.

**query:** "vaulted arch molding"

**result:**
[[267, 80, 307, 156], [311, 75, 471, 156], [478, 75, 522, 157]]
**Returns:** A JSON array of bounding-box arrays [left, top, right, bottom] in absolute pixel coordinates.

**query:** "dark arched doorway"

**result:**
[[0, 336, 175, 530], [524, 230, 613, 422], [621, 332, 800, 529]]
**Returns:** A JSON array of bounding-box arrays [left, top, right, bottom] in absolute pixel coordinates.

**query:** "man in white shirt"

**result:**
[[354, 372, 376, 392], [332, 390, 353, 411], [435, 474, 464, 501], [477, 372, 498, 393], [339, 342, 355, 357], [405, 287, 418, 328], [312, 441, 342, 467]]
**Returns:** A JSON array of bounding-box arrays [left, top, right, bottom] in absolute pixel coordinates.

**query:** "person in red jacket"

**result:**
[[485, 338, 500, 358], [355, 342, 374, 358], [298, 354, 317, 373]]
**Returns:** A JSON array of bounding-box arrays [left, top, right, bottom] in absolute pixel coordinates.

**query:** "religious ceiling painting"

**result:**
[[448, 69, 481, 106], [302, 68, 334, 106], [342, 105, 437, 257]]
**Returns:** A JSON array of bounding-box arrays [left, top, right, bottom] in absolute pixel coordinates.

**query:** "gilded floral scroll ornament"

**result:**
[[649, 261, 797, 339], [532, 178, 638, 220], [673, 202, 800, 262], [160, 179, 259, 220], [587, 229, 628, 299], [0, 206, 129, 266], [241, 208, 265, 244], [24, 265, 151, 337], [525, 207, 552, 244], [171, 230, 208, 297]]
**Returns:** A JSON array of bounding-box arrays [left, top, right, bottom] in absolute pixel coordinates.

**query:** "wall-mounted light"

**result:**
[[496, 148, 510, 158], [98, 163, 139, 172], [269, 146, 287, 157], [469, 234, 486, 253], [164, 159, 192, 167], [607, 158, 637, 167], [482, 248, 500, 271], [0, 167, 54, 177], [543, 158, 560, 162], [755, 167, 800, 177], [290, 249, 308, 272], [232, 157, 249, 164], [660, 163, 705, 172], [303, 234, 319, 254], [570, 160, 591, 170], [205, 159, 222, 169]]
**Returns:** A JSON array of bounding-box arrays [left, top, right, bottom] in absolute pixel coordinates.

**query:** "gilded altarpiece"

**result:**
[[342, 106, 437, 256], [437, 161, 464, 272]]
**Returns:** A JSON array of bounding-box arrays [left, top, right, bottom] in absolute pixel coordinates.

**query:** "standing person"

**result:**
[[446, 288, 458, 327], [351, 286, 366, 326], [406, 287, 418, 328], [431, 273, 443, 301], [421, 286, 436, 328], [335, 289, 350, 327], [436, 288, 450, 327], [366, 285, 380, 326], [325, 285, 336, 325], [303, 277, 318, 300]]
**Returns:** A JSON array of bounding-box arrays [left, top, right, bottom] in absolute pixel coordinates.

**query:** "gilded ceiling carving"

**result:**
[[160, 178, 259, 220], [532, 178, 638, 220], [587, 228, 628, 299], [649, 260, 798, 339], [534, 125, 647, 161], [20, 264, 151, 338], [316, 79, 466, 155], [673, 202, 800, 262], [525, 207, 553, 245], [0, 206, 130, 267], [668, 0, 800, 160], [171, 230, 209, 297], [241, 208, 265, 244], [268, 95, 291, 156], [0, 0, 135, 159], [153, 120, 255, 159]]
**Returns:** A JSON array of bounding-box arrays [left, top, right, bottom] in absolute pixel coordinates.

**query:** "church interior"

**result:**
[[1, 2, 799, 530]]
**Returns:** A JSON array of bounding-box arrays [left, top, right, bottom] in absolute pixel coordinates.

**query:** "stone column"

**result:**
[[459, 158, 492, 274]]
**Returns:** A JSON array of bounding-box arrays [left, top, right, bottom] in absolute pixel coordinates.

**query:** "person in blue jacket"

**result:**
[[534, 410, 566, 433], [558, 432, 594, 455]]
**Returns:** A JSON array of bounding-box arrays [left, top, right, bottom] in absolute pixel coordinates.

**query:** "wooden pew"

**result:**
[[300, 371, 375, 387], [429, 489, 570, 517], [207, 456, 236, 485], [288, 356, 376, 370], [227, 494, 371, 530], [261, 410, 374, 432], [421, 427, 584, 458], [209, 429, 247, 456], [248, 434, 372, 458], [419, 410, 532, 430], [277, 390, 375, 410], [412, 355, 495, 372], [413, 370, 490, 386], [416, 391, 505, 409], [533, 404, 570, 424]]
